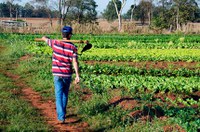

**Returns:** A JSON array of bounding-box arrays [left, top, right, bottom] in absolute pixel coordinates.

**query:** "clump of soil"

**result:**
[[109, 96, 139, 110], [163, 124, 186, 132], [84, 60, 200, 70]]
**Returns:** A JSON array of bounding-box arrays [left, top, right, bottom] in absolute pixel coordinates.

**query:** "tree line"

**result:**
[[103, 0, 200, 31], [0, 0, 200, 32]]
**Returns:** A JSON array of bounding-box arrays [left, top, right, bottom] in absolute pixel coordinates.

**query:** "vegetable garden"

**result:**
[[0, 33, 199, 131]]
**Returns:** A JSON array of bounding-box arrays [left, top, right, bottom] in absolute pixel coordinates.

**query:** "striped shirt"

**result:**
[[47, 39, 78, 77]]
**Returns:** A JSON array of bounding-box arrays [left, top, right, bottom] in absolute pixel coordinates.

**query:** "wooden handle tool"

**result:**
[[34, 38, 89, 44]]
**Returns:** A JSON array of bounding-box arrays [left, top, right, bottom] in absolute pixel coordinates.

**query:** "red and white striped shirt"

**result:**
[[47, 39, 78, 77]]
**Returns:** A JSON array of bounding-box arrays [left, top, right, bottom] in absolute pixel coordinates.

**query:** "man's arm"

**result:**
[[42, 36, 49, 42], [72, 57, 80, 84], [42, 36, 53, 47]]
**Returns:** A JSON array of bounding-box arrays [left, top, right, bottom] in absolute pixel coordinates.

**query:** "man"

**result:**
[[42, 26, 80, 124]]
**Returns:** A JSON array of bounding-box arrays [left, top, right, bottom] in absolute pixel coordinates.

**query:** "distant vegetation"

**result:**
[[0, 0, 200, 32]]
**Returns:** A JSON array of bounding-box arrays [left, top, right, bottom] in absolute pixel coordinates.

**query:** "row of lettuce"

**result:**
[[0, 33, 200, 49], [80, 48, 200, 62], [80, 73, 199, 104], [27, 45, 200, 62], [80, 63, 200, 77], [3, 33, 200, 42]]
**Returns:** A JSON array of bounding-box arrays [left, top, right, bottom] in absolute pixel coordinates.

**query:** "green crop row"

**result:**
[[80, 48, 200, 62], [74, 34, 200, 43], [80, 63, 200, 77], [74, 34, 200, 49], [25, 44, 200, 62], [26, 44, 52, 55], [2, 33, 200, 43], [80, 73, 200, 95], [1, 33, 200, 49], [91, 41, 200, 49]]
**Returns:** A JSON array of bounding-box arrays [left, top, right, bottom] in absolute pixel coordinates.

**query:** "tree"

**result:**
[[58, 0, 72, 26], [0, 3, 10, 17], [168, 0, 199, 30], [194, 6, 200, 22], [112, 0, 127, 31], [32, 6, 49, 17], [130, 0, 137, 21], [65, 0, 97, 24], [123, 1, 137, 20], [102, 0, 126, 31], [102, 1, 119, 21], [152, 0, 174, 30], [137, 0, 153, 25], [27, 0, 62, 25], [0, 2, 24, 18], [33, 0, 54, 26], [5, 0, 21, 19], [152, 0, 200, 31], [23, 3, 34, 17], [14, 4, 23, 19]]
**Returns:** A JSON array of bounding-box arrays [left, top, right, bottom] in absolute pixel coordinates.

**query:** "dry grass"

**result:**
[[0, 17, 200, 34]]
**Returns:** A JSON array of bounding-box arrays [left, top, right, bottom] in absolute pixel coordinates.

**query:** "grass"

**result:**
[[16, 56, 55, 99], [0, 75, 51, 131], [0, 42, 52, 131]]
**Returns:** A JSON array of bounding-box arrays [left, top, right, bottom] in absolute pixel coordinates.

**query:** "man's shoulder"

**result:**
[[63, 42, 77, 49], [51, 40, 77, 49]]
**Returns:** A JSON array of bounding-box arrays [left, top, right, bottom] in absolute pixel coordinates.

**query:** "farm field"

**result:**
[[0, 33, 200, 131]]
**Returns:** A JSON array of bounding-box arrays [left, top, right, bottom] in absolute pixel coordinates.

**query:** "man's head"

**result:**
[[62, 26, 73, 39]]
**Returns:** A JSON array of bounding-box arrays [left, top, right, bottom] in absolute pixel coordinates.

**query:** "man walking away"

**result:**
[[42, 26, 80, 124]]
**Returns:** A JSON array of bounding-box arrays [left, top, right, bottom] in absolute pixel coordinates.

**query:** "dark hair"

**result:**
[[62, 32, 72, 39]]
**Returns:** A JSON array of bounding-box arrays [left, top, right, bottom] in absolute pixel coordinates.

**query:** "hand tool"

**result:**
[[35, 38, 92, 54]]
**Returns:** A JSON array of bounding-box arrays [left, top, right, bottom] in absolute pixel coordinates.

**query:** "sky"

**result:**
[[95, 0, 134, 14], [0, 0, 134, 14], [1, 0, 200, 13]]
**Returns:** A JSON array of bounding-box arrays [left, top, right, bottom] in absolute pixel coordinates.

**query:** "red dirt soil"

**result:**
[[109, 96, 139, 110], [84, 60, 200, 70], [163, 124, 186, 132]]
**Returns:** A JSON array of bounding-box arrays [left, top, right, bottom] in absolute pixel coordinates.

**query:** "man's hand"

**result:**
[[72, 57, 80, 85], [42, 36, 49, 42], [85, 40, 89, 44], [74, 76, 80, 84]]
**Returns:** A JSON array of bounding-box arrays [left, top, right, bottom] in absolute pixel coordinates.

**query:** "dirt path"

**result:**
[[5, 72, 89, 131], [1, 54, 89, 131]]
